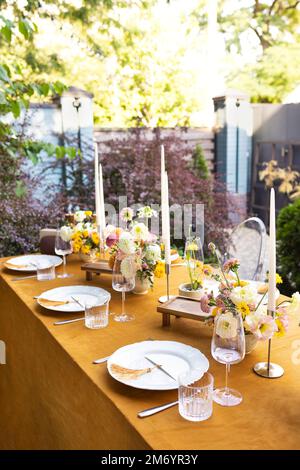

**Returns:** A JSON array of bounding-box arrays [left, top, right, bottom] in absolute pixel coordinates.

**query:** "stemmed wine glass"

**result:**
[[112, 256, 135, 322], [55, 229, 73, 279], [211, 310, 245, 406]]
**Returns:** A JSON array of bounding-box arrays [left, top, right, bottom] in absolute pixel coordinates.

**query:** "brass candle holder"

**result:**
[[253, 309, 284, 379]]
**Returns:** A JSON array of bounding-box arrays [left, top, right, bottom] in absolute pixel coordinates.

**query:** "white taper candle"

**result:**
[[267, 188, 276, 313], [164, 171, 171, 266], [161, 145, 166, 240], [94, 143, 101, 227], [98, 163, 106, 235]]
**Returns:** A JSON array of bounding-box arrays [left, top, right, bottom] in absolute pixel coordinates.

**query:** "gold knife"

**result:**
[[144, 356, 177, 381]]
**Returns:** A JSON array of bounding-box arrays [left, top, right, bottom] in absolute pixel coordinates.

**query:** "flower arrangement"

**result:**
[[60, 210, 100, 258], [200, 243, 300, 343], [107, 206, 163, 290]]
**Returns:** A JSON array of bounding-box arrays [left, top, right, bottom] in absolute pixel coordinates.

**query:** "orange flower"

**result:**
[[108, 254, 116, 270]]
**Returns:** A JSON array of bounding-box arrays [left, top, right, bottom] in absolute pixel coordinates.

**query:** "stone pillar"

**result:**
[[213, 90, 253, 222]]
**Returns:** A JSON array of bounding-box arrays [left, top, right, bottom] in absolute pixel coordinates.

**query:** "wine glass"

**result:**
[[55, 229, 73, 279], [112, 256, 135, 322], [184, 236, 204, 288], [184, 236, 204, 265], [211, 310, 245, 406]]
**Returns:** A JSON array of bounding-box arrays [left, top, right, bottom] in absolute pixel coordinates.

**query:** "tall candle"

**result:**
[[161, 145, 166, 240], [98, 163, 106, 235], [94, 143, 101, 227], [164, 171, 171, 266], [267, 188, 276, 314]]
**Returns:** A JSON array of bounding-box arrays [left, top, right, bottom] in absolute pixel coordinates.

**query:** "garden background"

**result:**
[[1, 0, 300, 295]]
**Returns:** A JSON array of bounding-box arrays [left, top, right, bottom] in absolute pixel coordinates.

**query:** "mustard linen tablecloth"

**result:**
[[0, 257, 300, 450]]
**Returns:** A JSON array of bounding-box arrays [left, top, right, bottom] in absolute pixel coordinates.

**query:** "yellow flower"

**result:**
[[154, 261, 165, 278], [195, 260, 204, 269], [72, 231, 82, 241], [82, 230, 89, 238], [203, 264, 213, 276], [186, 242, 198, 251], [108, 254, 116, 270], [212, 307, 221, 317], [85, 211, 92, 217], [81, 244, 91, 255], [91, 232, 100, 245], [276, 273, 283, 285], [275, 318, 285, 337], [233, 280, 249, 287], [72, 242, 80, 253], [236, 301, 250, 319]]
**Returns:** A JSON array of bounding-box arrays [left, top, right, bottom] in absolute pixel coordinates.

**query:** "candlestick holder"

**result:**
[[253, 309, 284, 379], [97, 225, 107, 261], [158, 263, 176, 304]]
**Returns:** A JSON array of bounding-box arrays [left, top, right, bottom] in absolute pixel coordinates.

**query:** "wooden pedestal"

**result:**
[[81, 260, 112, 281]]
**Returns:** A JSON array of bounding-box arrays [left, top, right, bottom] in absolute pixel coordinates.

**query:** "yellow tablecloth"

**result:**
[[0, 256, 300, 450]]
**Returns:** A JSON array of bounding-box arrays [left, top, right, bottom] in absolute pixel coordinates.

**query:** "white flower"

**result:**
[[104, 224, 116, 237], [120, 257, 137, 279], [230, 285, 258, 307], [138, 206, 158, 219], [144, 244, 161, 263], [244, 312, 277, 340], [120, 207, 134, 222], [131, 222, 149, 241], [216, 312, 238, 339], [74, 210, 86, 223], [60, 225, 73, 242], [287, 292, 300, 315], [75, 222, 84, 232], [118, 233, 136, 255]]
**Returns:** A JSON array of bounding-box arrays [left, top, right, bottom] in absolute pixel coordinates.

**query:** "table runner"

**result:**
[[0, 256, 300, 450]]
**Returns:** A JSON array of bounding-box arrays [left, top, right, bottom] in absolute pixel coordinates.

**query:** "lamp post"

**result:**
[[72, 96, 82, 152]]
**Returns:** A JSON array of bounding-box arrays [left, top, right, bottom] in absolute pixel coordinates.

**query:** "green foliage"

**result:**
[[277, 199, 300, 295], [191, 144, 209, 180], [193, 0, 300, 103], [0, 12, 77, 188], [228, 43, 300, 103]]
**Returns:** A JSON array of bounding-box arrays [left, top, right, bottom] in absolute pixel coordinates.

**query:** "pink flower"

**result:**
[[245, 314, 277, 341], [200, 295, 210, 313], [223, 258, 239, 273], [216, 296, 226, 310], [146, 232, 158, 243]]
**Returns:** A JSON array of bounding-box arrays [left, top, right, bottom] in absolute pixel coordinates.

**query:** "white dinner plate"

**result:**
[[37, 285, 111, 312], [107, 340, 209, 391], [4, 255, 63, 272]]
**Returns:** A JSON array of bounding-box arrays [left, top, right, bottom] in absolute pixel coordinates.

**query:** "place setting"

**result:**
[[4, 254, 63, 281]]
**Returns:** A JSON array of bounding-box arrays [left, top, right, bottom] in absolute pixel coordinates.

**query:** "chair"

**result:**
[[39, 228, 57, 255], [224, 217, 267, 281]]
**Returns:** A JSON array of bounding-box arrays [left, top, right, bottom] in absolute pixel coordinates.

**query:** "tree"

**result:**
[[1, 1, 211, 127], [0, 5, 76, 256], [193, 0, 300, 103]]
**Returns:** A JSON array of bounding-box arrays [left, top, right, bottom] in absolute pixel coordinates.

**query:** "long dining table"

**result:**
[[0, 256, 300, 450]]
